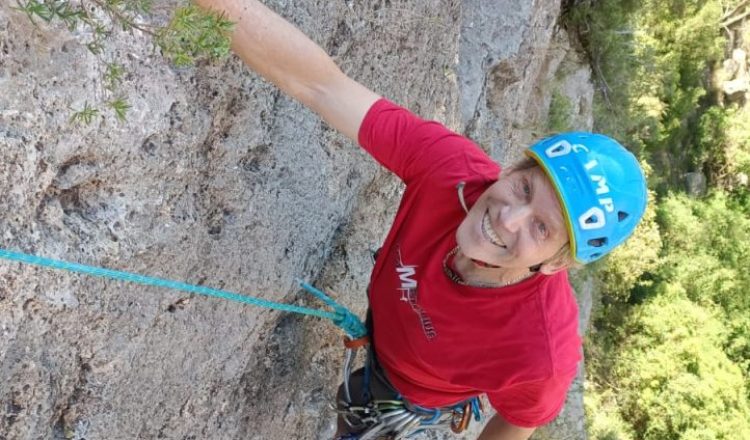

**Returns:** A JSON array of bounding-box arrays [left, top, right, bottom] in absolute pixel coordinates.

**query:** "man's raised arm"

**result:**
[[196, 0, 380, 142]]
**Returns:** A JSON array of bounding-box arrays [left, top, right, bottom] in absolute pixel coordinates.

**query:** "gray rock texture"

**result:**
[[0, 0, 593, 439]]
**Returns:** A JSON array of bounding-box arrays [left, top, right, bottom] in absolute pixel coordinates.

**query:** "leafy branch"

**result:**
[[108, 97, 131, 121], [15, 0, 234, 124], [157, 4, 234, 67], [69, 102, 100, 124]]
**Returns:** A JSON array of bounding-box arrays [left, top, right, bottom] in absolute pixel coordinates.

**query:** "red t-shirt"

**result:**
[[358, 99, 582, 428]]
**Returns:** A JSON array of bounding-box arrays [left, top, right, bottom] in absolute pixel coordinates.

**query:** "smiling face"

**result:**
[[455, 165, 570, 272]]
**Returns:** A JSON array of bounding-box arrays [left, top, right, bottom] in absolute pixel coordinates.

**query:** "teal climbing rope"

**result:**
[[0, 247, 367, 339]]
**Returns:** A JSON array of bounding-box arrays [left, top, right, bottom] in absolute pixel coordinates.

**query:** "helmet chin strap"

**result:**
[[470, 257, 501, 269]]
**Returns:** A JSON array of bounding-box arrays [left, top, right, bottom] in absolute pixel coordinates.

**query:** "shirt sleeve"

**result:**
[[487, 373, 575, 428], [357, 99, 487, 184]]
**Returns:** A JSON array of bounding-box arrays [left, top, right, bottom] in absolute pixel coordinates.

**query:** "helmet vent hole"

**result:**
[[588, 237, 608, 248], [550, 144, 567, 154], [584, 215, 598, 225], [590, 252, 602, 259], [618, 211, 629, 222]]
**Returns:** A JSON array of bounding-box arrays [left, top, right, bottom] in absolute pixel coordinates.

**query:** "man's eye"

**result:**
[[538, 222, 548, 238], [522, 179, 531, 199]]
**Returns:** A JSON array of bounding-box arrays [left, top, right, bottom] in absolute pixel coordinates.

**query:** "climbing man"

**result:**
[[195, 1, 648, 439]]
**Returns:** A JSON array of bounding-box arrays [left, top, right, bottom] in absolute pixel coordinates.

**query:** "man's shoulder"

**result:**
[[531, 271, 575, 304], [537, 271, 582, 377], [364, 99, 500, 182]]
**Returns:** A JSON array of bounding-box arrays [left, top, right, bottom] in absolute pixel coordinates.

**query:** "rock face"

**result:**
[[683, 171, 708, 197], [720, 49, 750, 105], [0, 1, 593, 439]]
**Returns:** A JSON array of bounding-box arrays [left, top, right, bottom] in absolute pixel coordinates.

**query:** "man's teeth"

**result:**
[[482, 212, 505, 247]]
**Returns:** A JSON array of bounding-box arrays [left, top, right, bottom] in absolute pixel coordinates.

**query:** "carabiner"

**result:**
[[450, 402, 471, 434]]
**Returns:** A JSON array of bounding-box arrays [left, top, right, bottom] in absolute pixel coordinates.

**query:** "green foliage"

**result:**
[[104, 62, 125, 90], [710, 106, 750, 185], [565, 0, 727, 187], [69, 102, 99, 124], [594, 188, 662, 301], [613, 296, 750, 439], [107, 97, 131, 121], [156, 4, 234, 67], [636, 0, 724, 175], [587, 189, 750, 438], [695, 106, 729, 175], [656, 192, 750, 307], [563, 0, 642, 144], [16, 0, 233, 122], [569, 2, 750, 438], [16, 0, 82, 28], [546, 89, 574, 133], [655, 192, 750, 384], [584, 385, 636, 440]]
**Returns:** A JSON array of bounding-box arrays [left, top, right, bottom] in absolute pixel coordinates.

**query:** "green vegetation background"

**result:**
[[563, 0, 750, 438]]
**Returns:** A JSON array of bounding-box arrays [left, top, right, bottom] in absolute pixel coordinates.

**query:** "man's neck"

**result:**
[[452, 250, 531, 288]]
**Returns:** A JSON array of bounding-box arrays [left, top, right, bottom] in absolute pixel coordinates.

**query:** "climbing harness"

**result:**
[[335, 343, 483, 439], [0, 247, 366, 339], [335, 393, 482, 439]]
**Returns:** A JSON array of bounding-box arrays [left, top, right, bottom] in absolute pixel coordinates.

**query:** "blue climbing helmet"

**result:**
[[525, 132, 647, 264]]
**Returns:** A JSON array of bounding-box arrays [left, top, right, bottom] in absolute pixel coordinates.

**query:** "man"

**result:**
[[195, 1, 648, 439]]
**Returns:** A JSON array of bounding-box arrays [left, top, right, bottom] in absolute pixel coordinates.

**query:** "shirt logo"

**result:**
[[396, 247, 437, 341], [396, 265, 418, 300]]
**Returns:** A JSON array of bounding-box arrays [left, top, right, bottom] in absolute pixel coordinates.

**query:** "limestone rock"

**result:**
[[722, 49, 750, 103], [684, 171, 708, 197], [737, 172, 749, 187]]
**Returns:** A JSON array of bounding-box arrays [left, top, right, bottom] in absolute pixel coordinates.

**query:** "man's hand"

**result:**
[[195, 0, 380, 142], [477, 414, 536, 440]]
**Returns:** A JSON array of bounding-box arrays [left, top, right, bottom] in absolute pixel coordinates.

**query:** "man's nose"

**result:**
[[500, 204, 532, 231]]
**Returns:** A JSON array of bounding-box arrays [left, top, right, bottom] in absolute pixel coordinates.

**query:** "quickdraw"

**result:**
[[335, 338, 483, 439]]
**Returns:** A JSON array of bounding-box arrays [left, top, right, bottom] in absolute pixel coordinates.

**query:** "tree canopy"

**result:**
[[565, 0, 750, 438]]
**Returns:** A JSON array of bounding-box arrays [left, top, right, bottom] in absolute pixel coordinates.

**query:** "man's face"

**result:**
[[456, 166, 570, 270]]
